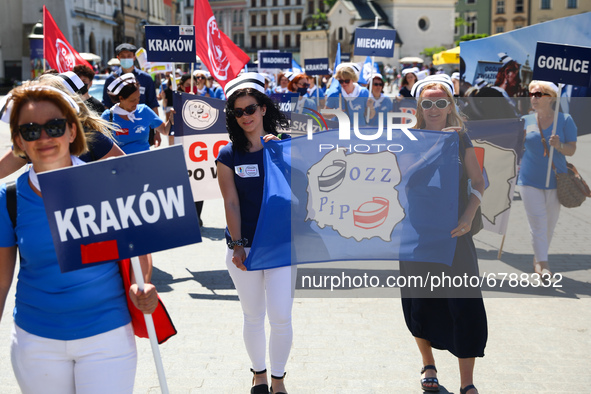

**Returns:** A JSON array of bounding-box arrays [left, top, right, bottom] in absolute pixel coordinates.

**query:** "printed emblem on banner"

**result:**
[[206, 16, 231, 81], [180, 26, 194, 35], [235, 165, 260, 178], [182, 99, 219, 130], [55, 39, 75, 72], [306, 149, 404, 241]]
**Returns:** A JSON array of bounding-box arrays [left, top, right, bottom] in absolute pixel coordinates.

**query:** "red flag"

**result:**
[[194, 0, 250, 90], [43, 5, 93, 72]]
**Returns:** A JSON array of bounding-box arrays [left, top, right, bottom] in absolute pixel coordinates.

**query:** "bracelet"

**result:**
[[228, 238, 248, 249]]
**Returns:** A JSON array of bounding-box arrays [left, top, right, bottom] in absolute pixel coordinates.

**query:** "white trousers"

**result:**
[[226, 247, 294, 377], [520, 185, 561, 263], [11, 323, 137, 394]]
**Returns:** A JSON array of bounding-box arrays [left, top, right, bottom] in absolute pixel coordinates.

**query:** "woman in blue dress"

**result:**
[[366, 73, 393, 127]]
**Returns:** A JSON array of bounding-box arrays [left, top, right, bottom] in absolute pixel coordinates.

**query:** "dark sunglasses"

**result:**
[[298, 83, 310, 88], [420, 99, 451, 110], [18, 118, 68, 141], [196, 76, 206, 80], [529, 91, 550, 98], [232, 104, 259, 118], [338, 79, 351, 85], [373, 83, 384, 87]]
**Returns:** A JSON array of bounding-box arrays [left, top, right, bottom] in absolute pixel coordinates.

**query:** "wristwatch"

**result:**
[[228, 238, 248, 249]]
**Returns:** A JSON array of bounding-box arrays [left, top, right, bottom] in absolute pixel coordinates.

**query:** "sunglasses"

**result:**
[[373, 83, 384, 87], [196, 76, 206, 80], [529, 91, 551, 98], [232, 104, 259, 118], [298, 83, 310, 88], [18, 118, 68, 141], [420, 99, 451, 110], [338, 79, 351, 85]]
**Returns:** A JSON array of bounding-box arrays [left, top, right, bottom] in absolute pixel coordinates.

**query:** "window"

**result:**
[[496, 0, 505, 14], [262, 14, 267, 25], [273, 13, 278, 25], [285, 0, 290, 5], [251, 14, 256, 26], [319, 0, 325, 12], [466, 13, 477, 35], [541, 0, 550, 9], [466, 0, 475, 3], [418, 17, 429, 31], [296, 0, 301, 5], [240, 11, 243, 22], [496, 26, 504, 33], [186, 14, 192, 24], [308, 0, 314, 14], [272, 35, 278, 49], [296, 12, 302, 24], [285, 34, 291, 48], [251, 35, 257, 48], [567, 0, 577, 8], [515, 0, 524, 12], [338, 27, 343, 41], [273, 0, 277, 5], [251, 0, 256, 7], [261, 0, 266, 6], [454, 13, 459, 36], [285, 13, 290, 25], [262, 35, 267, 48]]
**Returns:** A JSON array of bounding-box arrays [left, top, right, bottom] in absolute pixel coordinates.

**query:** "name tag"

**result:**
[[139, 86, 146, 95], [235, 164, 260, 178], [526, 124, 539, 133]]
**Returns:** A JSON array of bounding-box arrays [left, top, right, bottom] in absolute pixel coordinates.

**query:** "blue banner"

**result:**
[[244, 129, 460, 270], [533, 42, 591, 87], [305, 58, 330, 76], [145, 25, 196, 63], [173, 92, 228, 136], [354, 28, 396, 58], [38, 146, 202, 273], [259, 52, 292, 69]]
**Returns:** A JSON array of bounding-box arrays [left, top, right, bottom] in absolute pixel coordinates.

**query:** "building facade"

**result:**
[[529, 0, 590, 25], [454, 0, 492, 43]]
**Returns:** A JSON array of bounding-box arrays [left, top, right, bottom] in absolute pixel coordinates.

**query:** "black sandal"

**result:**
[[420, 365, 440, 392], [250, 368, 269, 394], [270, 372, 287, 394], [460, 384, 478, 394]]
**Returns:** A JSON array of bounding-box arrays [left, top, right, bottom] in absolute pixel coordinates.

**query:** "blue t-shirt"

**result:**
[[101, 104, 164, 154], [325, 84, 370, 126], [79, 131, 114, 162], [517, 112, 577, 189], [368, 94, 393, 127], [0, 173, 130, 340], [216, 143, 265, 247], [102, 67, 159, 110]]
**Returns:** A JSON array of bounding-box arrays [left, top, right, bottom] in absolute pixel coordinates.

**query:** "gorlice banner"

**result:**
[[38, 146, 201, 273], [244, 129, 461, 271], [43, 5, 92, 72], [193, 0, 249, 89], [181, 133, 229, 201]]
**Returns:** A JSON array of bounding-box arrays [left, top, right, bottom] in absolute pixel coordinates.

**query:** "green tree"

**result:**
[[455, 34, 489, 47], [420, 46, 447, 58]]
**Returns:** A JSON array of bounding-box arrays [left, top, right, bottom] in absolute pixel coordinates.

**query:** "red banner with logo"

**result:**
[[193, 0, 250, 90], [43, 5, 92, 72]]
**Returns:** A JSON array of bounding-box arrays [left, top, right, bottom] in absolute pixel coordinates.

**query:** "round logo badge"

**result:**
[[55, 39, 75, 73], [206, 16, 231, 81], [182, 99, 219, 130]]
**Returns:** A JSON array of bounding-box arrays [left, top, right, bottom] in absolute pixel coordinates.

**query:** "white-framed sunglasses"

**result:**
[[420, 98, 451, 110]]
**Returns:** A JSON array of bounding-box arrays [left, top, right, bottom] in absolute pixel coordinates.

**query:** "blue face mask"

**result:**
[[120, 58, 134, 69], [297, 87, 308, 96]]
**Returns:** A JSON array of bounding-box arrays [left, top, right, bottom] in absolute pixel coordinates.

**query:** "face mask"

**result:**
[[120, 58, 134, 69], [297, 87, 308, 96]]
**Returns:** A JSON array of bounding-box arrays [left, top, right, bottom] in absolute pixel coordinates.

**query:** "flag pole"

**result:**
[[544, 83, 563, 188], [190, 63, 194, 93], [130, 256, 169, 394], [365, 17, 379, 122], [497, 234, 506, 259], [315, 75, 320, 107]]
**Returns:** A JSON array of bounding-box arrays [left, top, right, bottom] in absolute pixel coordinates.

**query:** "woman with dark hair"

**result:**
[[216, 73, 292, 394], [0, 85, 158, 393], [273, 72, 290, 94], [101, 73, 172, 154], [401, 76, 487, 394], [398, 67, 419, 98], [493, 54, 522, 98]]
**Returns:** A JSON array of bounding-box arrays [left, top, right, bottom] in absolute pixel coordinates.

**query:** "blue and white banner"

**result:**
[[145, 25, 196, 63], [305, 58, 330, 76], [244, 129, 460, 270], [533, 42, 591, 87], [38, 146, 201, 273], [259, 52, 292, 69], [354, 28, 396, 58], [173, 92, 230, 201]]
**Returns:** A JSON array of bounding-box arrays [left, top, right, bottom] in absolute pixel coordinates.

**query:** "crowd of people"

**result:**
[[0, 40, 580, 393]]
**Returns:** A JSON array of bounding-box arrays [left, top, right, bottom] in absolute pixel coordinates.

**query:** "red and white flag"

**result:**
[[193, 0, 250, 90], [43, 5, 92, 72]]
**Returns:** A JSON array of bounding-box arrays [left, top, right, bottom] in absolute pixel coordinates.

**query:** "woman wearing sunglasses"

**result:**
[[102, 73, 172, 154], [518, 80, 577, 279], [193, 70, 214, 97], [400, 77, 487, 394], [216, 73, 292, 394], [287, 73, 317, 113], [366, 74, 393, 127], [324, 64, 370, 125], [0, 85, 158, 393]]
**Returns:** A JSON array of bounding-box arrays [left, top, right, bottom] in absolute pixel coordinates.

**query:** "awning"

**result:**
[[79, 53, 101, 64], [432, 47, 460, 65], [399, 56, 424, 64]]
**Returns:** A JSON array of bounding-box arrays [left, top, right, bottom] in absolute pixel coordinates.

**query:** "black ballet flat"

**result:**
[[420, 365, 440, 392], [250, 368, 269, 394]]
